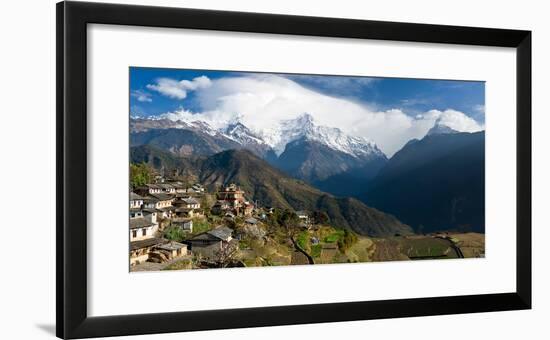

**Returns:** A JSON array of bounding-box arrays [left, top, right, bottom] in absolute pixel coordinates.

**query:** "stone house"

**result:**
[[149, 241, 189, 263], [130, 237, 166, 266]]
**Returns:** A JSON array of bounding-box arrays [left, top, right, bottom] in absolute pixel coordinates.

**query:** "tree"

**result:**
[[312, 210, 329, 225], [278, 209, 300, 234], [164, 226, 186, 242], [130, 162, 153, 189], [213, 242, 239, 268], [337, 229, 358, 252]]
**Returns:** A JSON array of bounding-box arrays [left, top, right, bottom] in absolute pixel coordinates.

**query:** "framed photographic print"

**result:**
[[57, 1, 531, 338]]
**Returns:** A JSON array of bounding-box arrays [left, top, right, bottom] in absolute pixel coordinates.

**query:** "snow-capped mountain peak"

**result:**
[[426, 118, 460, 137], [223, 122, 266, 146], [262, 113, 384, 159]]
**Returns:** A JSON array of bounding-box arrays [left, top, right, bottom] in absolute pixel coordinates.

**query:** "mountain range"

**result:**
[[130, 113, 387, 184], [362, 129, 485, 233], [130, 113, 485, 234]]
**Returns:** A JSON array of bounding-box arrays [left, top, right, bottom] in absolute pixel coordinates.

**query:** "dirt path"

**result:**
[[449, 242, 465, 258], [290, 236, 314, 264]]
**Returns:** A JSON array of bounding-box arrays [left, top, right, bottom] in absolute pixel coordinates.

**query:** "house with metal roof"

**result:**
[[184, 226, 235, 259]]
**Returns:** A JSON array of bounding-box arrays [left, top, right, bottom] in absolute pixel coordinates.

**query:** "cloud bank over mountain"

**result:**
[[147, 74, 484, 156], [146, 75, 211, 100]]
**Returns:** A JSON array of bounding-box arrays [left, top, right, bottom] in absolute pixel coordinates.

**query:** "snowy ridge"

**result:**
[[262, 113, 384, 158], [131, 112, 386, 159], [223, 122, 268, 146]]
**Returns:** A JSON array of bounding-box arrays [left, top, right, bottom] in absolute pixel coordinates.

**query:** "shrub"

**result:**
[[337, 229, 358, 252], [164, 226, 185, 242]]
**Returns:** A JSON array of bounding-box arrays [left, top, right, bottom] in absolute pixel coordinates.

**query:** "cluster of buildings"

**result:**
[[211, 183, 255, 217], [129, 181, 256, 268], [129, 181, 207, 266]]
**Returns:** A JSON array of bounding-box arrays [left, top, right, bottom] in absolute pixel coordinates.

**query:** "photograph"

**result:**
[[128, 67, 486, 271]]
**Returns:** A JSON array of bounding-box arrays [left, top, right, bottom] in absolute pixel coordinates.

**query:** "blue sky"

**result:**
[[130, 67, 485, 122], [129, 67, 485, 155]]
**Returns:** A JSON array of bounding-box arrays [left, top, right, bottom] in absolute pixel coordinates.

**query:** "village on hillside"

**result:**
[[129, 165, 485, 272], [129, 169, 328, 271]]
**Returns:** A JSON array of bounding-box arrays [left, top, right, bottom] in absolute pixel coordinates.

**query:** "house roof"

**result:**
[[129, 217, 155, 230], [158, 206, 176, 212], [296, 211, 309, 217], [175, 207, 194, 213], [130, 192, 144, 201], [149, 193, 175, 201], [172, 217, 192, 223], [130, 237, 166, 251], [156, 241, 187, 251], [245, 217, 258, 224], [188, 232, 219, 242], [181, 197, 200, 205], [207, 226, 233, 240], [168, 182, 185, 189]]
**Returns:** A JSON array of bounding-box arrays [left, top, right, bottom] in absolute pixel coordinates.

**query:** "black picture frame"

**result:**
[[56, 1, 531, 338]]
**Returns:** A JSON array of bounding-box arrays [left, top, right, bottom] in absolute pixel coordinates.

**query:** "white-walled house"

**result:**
[[143, 193, 174, 209], [130, 192, 144, 209], [135, 184, 163, 196], [142, 209, 158, 224], [129, 214, 162, 266], [169, 182, 187, 193], [129, 217, 159, 242], [143, 193, 176, 218], [178, 197, 201, 209], [158, 183, 176, 194]]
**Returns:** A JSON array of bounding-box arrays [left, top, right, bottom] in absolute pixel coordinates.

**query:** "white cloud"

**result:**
[[428, 109, 484, 132], [474, 104, 485, 114], [131, 89, 152, 102], [159, 74, 483, 156], [146, 75, 211, 100]]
